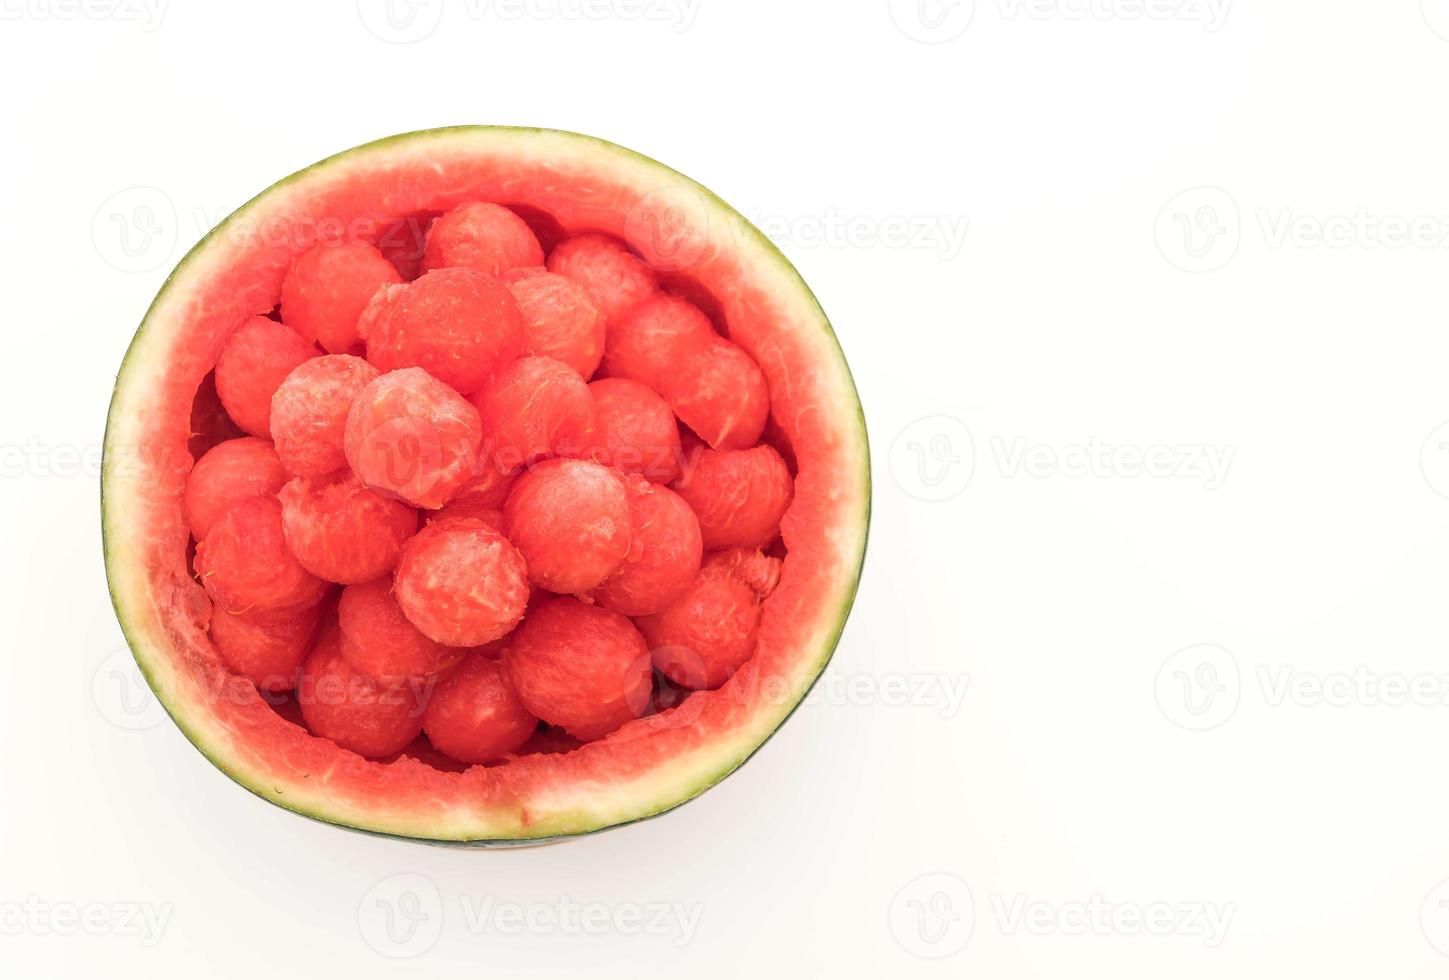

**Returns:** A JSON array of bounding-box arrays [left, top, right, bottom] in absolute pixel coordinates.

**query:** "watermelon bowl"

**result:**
[[102, 127, 870, 846]]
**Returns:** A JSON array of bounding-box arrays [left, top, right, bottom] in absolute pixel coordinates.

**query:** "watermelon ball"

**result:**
[[422, 201, 544, 277], [502, 268, 606, 379], [502, 597, 652, 741], [209, 604, 321, 692], [602, 293, 713, 390], [421, 653, 538, 765], [269, 354, 380, 477], [588, 476, 702, 617], [546, 233, 659, 325], [278, 472, 419, 584], [363, 267, 525, 395], [194, 496, 329, 613], [667, 335, 771, 450], [672, 441, 793, 550], [587, 377, 683, 483], [184, 436, 288, 540], [606, 295, 769, 450], [502, 458, 632, 594], [474, 355, 596, 473], [337, 576, 462, 681], [297, 626, 423, 759], [343, 367, 483, 509], [214, 315, 317, 437], [393, 517, 530, 647], [637, 548, 782, 691], [280, 242, 402, 354]]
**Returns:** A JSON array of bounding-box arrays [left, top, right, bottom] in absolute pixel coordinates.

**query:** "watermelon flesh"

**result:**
[[103, 128, 868, 844]]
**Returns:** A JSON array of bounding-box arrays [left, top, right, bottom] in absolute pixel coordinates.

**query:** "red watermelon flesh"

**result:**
[[103, 128, 867, 844]]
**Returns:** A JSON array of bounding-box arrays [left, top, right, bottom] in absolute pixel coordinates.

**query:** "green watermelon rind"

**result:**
[[101, 126, 870, 846]]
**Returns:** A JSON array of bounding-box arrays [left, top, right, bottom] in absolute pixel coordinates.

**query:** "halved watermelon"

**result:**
[[102, 127, 870, 844]]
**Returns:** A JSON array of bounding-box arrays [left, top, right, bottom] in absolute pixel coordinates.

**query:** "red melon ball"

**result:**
[[474, 355, 596, 473], [503, 268, 606, 379], [184, 436, 288, 541], [280, 242, 402, 354], [587, 377, 683, 483], [343, 367, 483, 509], [421, 653, 538, 765], [637, 548, 782, 691], [362, 267, 525, 395], [422, 201, 544, 277], [296, 626, 423, 759], [605, 295, 768, 450], [666, 335, 771, 451], [502, 597, 652, 741], [588, 476, 702, 617], [502, 458, 632, 594], [269, 354, 380, 477], [601, 293, 713, 391], [214, 315, 317, 437], [672, 441, 793, 550], [546, 233, 659, 325], [194, 496, 329, 613], [278, 472, 419, 584], [337, 576, 462, 681], [393, 517, 530, 647], [209, 604, 321, 692]]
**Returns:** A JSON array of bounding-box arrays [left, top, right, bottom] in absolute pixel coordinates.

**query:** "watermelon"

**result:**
[[102, 127, 869, 844]]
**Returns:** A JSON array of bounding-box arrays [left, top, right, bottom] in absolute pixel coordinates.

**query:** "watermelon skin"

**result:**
[[102, 127, 870, 845]]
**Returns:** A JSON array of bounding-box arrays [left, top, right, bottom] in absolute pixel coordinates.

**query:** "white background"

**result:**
[[3, 0, 1449, 975]]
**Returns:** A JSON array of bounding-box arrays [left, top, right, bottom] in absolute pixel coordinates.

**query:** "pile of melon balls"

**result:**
[[184, 202, 794, 765]]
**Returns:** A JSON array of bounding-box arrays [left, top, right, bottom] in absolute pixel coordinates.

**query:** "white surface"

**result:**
[[2, 0, 1448, 976]]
